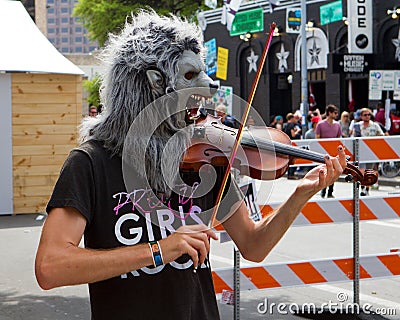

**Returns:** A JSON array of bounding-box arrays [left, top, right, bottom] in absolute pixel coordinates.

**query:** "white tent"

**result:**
[[0, 0, 84, 75], [0, 0, 83, 215]]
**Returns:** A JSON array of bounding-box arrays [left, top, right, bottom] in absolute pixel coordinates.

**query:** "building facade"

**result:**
[[41, 0, 98, 54], [202, 0, 400, 123]]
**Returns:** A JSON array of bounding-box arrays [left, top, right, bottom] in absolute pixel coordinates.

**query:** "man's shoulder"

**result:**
[[76, 140, 107, 156], [332, 120, 341, 129], [372, 121, 381, 128], [315, 120, 326, 129], [71, 140, 114, 165], [372, 121, 384, 132], [305, 129, 314, 139]]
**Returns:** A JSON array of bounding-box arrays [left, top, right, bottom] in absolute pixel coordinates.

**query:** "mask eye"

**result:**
[[184, 72, 194, 80]]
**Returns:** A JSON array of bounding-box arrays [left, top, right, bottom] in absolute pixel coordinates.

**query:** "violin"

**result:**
[[188, 22, 376, 228], [181, 113, 378, 186]]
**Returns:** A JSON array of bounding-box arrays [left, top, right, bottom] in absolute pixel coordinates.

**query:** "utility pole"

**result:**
[[300, 0, 309, 136]]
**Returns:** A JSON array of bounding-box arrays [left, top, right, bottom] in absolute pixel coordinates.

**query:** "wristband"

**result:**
[[149, 241, 164, 267]]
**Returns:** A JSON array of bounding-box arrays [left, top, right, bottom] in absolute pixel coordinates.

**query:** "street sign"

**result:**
[[396, 72, 400, 91], [230, 8, 264, 37], [382, 71, 395, 91], [368, 70, 400, 99], [320, 0, 343, 25], [332, 54, 373, 73], [286, 7, 301, 33], [369, 70, 382, 100]]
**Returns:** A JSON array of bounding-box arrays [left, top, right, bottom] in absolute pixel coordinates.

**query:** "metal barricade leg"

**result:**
[[353, 138, 360, 306], [233, 246, 240, 320]]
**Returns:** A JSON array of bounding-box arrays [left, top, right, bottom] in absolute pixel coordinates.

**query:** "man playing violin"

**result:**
[[35, 11, 347, 320]]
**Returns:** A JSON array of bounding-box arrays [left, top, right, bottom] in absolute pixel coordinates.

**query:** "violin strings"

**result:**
[[241, 133, 326, 164]]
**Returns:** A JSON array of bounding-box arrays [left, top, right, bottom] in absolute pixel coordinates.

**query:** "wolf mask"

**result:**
[[80, 10, 217, 194]]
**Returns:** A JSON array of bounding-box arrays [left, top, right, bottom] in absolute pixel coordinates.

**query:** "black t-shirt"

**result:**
[[283, 122, 301, 140], [47, 140, 243, 320]]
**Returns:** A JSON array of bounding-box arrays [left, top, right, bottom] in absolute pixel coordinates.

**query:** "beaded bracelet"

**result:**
[[149, 241, 164, 267]]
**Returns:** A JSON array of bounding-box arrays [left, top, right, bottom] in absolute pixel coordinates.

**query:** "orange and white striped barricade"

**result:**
[[260, 195, 400, 226], [215, 195, 400, 233], [292, 137, 355, 166], [212, 253, 400, 294], [292, 136, 400, 165], [357, 136, 400, 163], [213, 192, 400, 315]]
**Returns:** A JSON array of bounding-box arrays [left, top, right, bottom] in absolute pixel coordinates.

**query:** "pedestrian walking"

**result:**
[[315, 104, 342, 198]]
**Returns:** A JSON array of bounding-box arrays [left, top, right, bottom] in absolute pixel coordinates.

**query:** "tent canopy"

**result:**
[[0, 0, 84, 75]]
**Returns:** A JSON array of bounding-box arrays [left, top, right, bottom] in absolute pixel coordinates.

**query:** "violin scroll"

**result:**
[[343, 163, 378, 186], [361, 169, 379, 186]]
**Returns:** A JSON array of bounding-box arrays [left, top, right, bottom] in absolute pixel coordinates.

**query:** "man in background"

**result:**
[[89, 105, 98, 117], [215, 104, 240, 129], [315, 104, 342, 198], [353, 108, 384, 196]]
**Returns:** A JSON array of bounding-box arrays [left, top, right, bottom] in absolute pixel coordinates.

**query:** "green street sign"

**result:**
[[320, 0, 343, 25], [230, 8, 264, 37]]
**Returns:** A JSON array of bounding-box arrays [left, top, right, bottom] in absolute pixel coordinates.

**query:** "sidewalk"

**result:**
[[1, 174, 399, 319], [0, 214, 305, 320], [1, 213, 397, 320], [0, 214, 90, 320]]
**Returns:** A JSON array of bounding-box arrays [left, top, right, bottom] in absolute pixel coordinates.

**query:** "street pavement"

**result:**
[[0, 174, 399, 320]]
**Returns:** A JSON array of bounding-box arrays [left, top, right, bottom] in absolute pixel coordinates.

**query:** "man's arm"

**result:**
[[222, 146, 346, 262], [35, 207, 217, 290], [315, 123, 321, 139], [289, 125, 301, 138]]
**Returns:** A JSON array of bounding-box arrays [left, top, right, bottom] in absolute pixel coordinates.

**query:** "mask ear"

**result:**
[[146, 70, 165, 96]]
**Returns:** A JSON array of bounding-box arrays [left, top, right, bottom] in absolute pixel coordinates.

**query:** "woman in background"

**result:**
[[339, 111, 350, 137]]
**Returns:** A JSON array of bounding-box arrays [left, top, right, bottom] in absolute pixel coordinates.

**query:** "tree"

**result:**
[[73, 0, 137, 47], [83, 75, 101, 107], [73, 0, 213, 47]]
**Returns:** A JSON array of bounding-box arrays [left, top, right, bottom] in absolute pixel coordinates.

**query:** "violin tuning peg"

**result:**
[[345, 174, 354, 183]]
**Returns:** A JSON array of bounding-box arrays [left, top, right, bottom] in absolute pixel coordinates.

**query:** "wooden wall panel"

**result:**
[[13, 175, 59, 188], [12, 73, 82, 214], [13, 113, 78, 125], [13, 144, 76, 156], [13, 134, 77, 146], [13, 196, 49, 214], [12, 103, 78, 114], [13, 124, 78, 135], [13, 83, 79, 94]]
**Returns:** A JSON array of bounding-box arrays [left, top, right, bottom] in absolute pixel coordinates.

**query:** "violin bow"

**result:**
[[209, 22, 277, 228]]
